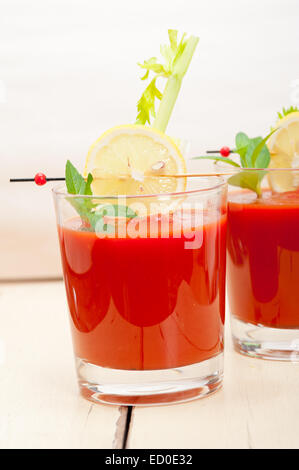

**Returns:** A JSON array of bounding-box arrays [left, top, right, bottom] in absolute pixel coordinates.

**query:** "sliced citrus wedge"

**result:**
[[84, 125, 187, 197], [267, 112, 299, 191]]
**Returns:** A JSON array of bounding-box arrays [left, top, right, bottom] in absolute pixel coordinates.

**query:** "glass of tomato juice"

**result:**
[[53, 176, 227, 405], [227, 168, 299, 361]]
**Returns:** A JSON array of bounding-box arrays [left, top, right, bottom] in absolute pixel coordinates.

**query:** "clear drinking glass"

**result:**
[[53, 176, 227, 405], [227, 168, 299, 361]]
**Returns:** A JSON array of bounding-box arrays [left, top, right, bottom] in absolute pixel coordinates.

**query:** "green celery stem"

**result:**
[[153, 75, 181, 133], [153, 36, 199, 133]]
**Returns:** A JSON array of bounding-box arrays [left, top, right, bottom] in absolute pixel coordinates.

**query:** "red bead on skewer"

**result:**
[[34, 173, 47, 185], [206, 146, 233, 156], [10, 174, 65, 184], [219, 146, 231, 157]]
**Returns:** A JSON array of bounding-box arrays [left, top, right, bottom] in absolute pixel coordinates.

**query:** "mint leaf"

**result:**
[[230, 131, 273, 194], [65, 160, 95, 226], [65, 161, 137, 231], [235, 132, 250, 150], [233, 129, 275, 171], [65, 160, 93, 195], [197, 127, 277, 196], [251, 129, 276, 168], [228, 170, 267, 197], [235, 132, 250, 167], [253, 143, 270, 168], [244, 138, 262, 167]]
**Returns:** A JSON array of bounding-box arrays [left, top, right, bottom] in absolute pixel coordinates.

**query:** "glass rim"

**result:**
[[214, 164, 299, 173], [52, 176, 226, 200], [230, 167, 299, 172]]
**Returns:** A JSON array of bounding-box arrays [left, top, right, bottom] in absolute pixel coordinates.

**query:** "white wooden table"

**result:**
[[1, 280, 299, 449]]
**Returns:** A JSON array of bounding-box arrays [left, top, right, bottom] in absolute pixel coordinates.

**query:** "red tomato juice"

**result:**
[[58, 210, 226, 370], [228, 190, 299, 329]]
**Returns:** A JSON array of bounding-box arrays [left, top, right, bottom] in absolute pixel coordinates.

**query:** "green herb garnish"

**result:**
[[65, 160, 137, 231], [227, 169, 267, 197], [193, 130, 276, 196], [65, 160, 93, 196], [65, 160, 96, 227], [64, 30, 199, 224], [136, 29, 199, 132]]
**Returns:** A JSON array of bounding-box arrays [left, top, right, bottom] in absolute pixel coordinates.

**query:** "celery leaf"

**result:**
[[136, 30, 198, 130]]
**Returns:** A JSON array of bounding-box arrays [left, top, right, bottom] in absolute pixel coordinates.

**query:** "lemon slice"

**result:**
[[84, 125, 187, 197], [267, 112, 299, 191]]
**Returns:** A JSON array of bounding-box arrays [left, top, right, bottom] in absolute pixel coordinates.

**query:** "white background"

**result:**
[[1, 0, 299, 278]]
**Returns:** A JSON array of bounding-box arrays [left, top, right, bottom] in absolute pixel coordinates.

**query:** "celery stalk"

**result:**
[[153, 36, 199, 132], [136, 31, 199, 133]]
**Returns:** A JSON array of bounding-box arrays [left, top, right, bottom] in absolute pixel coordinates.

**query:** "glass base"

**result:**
[[231, 317, 299, 362], [76, 354, 223, 406]]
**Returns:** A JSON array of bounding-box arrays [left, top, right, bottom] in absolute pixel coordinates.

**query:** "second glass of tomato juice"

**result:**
[[53, 174, 227, 405], [227, 168, 299, 361]]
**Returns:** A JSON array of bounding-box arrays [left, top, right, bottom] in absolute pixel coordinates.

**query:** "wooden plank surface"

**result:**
[[128, 326, 299, 449], [0, 281, 121, 449], [2, 280, 299, 449]]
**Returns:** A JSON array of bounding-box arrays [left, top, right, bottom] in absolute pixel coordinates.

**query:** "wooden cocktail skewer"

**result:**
[[206, 146, 233, 156], [10, 176, 65, 183], [9, 145, 240, 185], [9, 170, 238, 185]]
